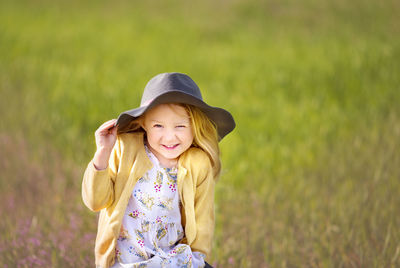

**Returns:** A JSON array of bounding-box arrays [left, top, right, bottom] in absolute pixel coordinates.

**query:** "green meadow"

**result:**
[[1, 0, 399, 267]]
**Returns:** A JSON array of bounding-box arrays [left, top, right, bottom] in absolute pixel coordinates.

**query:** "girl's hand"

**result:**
[[95, 119, 118, 151], [93, 119, 118, 170]]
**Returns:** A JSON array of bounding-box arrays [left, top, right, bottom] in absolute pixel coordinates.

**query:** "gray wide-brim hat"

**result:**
[[115, 72, 235, 140]]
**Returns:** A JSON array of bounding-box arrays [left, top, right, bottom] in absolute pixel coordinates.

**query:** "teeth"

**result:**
[[165, 144, 177, 148]]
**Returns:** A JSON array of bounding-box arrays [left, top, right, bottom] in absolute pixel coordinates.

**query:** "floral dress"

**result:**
[[111, 145, 206, 268]]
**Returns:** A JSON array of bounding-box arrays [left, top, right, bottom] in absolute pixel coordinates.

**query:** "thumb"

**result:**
[[110, 125, 118, 135]]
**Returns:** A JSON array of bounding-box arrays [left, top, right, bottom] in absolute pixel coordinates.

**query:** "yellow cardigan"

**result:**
[[82, 132, 215, 268]]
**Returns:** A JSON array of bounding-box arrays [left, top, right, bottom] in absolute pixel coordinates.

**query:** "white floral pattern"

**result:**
[[111, 145, 205, 268]]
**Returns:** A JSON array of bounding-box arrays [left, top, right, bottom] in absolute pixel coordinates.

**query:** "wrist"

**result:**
[[93, 148, 112, 170], [92, 161, 108, 171], [95, 146, 113, 155]]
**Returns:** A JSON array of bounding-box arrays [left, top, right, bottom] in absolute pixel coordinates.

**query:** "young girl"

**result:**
[[82, 72, 235, 268]]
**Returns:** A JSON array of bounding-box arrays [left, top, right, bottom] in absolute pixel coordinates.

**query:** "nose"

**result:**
[[163, 128, 177, 142]]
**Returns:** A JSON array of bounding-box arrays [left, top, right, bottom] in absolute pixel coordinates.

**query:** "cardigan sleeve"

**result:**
[[190, 153, 216, 259], [82, 138, 120, 212]]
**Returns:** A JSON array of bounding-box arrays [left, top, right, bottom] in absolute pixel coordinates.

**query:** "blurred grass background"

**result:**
[[1, 0, 399, 267]]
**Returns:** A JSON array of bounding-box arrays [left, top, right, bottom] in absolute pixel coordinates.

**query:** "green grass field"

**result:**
[[1, 0, 399, 267]]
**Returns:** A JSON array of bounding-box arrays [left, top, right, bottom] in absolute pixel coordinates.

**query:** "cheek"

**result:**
[[183, 130, 194, 144], [146, 130, 159, 143], [189, 128, 194, 141]]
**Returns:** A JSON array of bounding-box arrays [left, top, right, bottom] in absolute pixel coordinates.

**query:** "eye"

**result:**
[[176, 125, 187, 128], [153, 124, 163, 128]]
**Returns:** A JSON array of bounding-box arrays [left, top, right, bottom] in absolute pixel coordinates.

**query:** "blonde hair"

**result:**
[[117, 114, 145, 134], [118, 103, 221, 178], [182, 104, 221, 178]]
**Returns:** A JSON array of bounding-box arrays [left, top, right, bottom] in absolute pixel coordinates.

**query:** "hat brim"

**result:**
[[115, 91, 235, 140]]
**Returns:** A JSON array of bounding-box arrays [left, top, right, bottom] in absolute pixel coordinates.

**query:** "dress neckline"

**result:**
[[144, 143, 178, 172]]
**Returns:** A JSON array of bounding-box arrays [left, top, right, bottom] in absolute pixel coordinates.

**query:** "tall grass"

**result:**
[[1, 0, 399, 267]]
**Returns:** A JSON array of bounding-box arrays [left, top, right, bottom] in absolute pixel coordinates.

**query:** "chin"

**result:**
[[163, 153, 181, 160]]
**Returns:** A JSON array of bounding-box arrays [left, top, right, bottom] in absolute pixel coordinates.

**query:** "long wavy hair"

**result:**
[[182, 104, 221, 178], [118, 103, 221, 178]]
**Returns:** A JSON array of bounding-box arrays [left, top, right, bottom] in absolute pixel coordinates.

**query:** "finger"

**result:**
[[98, 119, 117, 131], [109, 125, 118, 135]]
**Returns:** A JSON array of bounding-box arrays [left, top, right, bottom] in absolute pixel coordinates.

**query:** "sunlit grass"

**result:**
[[1, 0, 399, 267]]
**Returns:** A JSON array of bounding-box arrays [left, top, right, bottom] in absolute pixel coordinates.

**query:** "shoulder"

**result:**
[[183, 147, 210, 163], [117, 132, 144, 147], [180, 147, 212, 175], [112, 132, 145, 158]]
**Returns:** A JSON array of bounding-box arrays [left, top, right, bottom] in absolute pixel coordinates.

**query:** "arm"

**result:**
[[82, 119, 119, 212], [191, 158, 216, 259]]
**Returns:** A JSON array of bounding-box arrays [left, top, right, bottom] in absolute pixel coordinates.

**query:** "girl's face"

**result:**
[[142, 104, 194, 168]]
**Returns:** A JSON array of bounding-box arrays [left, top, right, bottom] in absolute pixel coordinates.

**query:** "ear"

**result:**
[[139, 119, 147, 131]]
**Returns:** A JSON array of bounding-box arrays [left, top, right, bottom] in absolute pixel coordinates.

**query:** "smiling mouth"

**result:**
[[163, 144, 179, 150]]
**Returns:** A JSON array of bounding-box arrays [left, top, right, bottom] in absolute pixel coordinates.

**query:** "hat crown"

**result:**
[[140, 72, 203, 107], [117, 72, 235, 140]]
